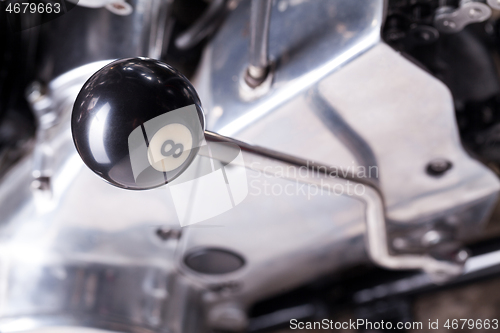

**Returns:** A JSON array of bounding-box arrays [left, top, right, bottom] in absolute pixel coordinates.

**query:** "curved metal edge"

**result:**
[[49, 60, 117, 92]]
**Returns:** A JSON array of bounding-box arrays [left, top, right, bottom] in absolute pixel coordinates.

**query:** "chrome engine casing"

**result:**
[[0, 0, 499, 332]]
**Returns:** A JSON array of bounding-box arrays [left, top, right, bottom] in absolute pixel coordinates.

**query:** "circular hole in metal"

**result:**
[[426, 159, 452, 177], [184, 248, 245, 274]]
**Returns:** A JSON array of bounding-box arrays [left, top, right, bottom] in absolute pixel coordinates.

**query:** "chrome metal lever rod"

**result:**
[[246, 0, 272, 86], [204, 131, 465, 281]]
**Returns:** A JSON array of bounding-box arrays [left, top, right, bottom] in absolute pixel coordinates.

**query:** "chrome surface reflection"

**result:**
[[195, 0, 499, 256], [1, 0, 499, 332]]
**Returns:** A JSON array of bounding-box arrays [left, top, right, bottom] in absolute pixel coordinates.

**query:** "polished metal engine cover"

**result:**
[[196, 0, 499, 254], [0, 0, 498, 332]]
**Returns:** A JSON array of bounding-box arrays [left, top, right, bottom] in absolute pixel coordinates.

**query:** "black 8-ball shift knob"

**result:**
[[72, 58, 206, 190]]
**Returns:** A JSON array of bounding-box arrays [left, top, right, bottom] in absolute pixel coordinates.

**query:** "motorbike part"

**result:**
[[434, 1, 491, 34], [196, 0, 500, 285], [0, 56, 462, 333], [245, 0, 273, 87], [1, 1, 500, 332], [66, 48, 459, 325], [71, 58, 205, 190]]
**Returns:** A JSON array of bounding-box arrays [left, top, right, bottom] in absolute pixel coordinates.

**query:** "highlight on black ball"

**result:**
[[71, 58, 206, 190]]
